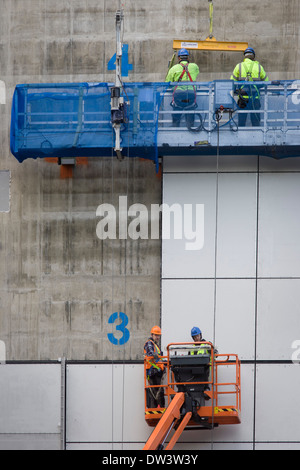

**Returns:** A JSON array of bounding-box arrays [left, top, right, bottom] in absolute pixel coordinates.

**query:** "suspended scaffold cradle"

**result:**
[[10, 79, 300, 173]]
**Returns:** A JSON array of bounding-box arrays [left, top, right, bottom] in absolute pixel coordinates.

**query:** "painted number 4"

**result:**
[[107, 44, 133, 77], [108, 312, 130, 345]]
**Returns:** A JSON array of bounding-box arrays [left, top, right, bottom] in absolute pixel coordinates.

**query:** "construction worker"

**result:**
[[144, 326, 165, 408], [231, 47, 269, 127], [190, 327, 215, 399], [190, 327, 211, 356], [165, 48, 199, 127]]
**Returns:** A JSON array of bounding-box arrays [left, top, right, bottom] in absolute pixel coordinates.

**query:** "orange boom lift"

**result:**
[[144, 342, 241, 450]]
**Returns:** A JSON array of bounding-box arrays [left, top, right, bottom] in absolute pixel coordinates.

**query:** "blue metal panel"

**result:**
[[10, 80, 300, 168]]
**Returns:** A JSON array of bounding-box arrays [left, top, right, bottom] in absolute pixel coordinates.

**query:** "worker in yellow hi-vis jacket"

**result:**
[[231, 47, 269, 127], [165, 48, 199, 127], [189, 327, 211, 356], [189, 327, 217, 399]]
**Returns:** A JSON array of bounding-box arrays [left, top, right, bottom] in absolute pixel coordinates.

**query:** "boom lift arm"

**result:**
[[143, 392, 192, 451]]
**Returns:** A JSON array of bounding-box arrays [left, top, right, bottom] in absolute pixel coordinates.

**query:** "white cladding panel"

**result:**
[[161, 154, 300, 450], [162, 173, 216, 278], [258, 173, 300, 277], [162, 173, 257, 279], [162, 278, 256, 360], [0, 364, 61, 450], [66, 364, 150, 449], [257, 279, 300, 360], [0, 362, 299, 449], [255, 364, 300, 443]]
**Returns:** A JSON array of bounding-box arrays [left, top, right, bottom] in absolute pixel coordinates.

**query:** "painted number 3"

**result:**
[[107, 312, 130, 345]]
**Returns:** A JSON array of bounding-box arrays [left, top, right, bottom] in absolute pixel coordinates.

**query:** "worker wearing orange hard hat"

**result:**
[[144, 326, 165, 408]]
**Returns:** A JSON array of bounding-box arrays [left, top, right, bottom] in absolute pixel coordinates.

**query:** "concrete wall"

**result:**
[[0, 0, 163, 361], [1, 0, 300, 362], [1, 0, 300, 451]]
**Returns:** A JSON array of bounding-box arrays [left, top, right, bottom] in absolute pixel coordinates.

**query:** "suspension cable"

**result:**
[[211, 110, 221, 449], [121, 91, 130, 450], [208, 0, 214, 38], [111, 123, 115, 449]]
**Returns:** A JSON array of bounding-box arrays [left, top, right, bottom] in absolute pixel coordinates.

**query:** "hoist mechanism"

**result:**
[[169, 0, 248, 72], [143, 342, 241, 451], [111, 7, 126, 161]]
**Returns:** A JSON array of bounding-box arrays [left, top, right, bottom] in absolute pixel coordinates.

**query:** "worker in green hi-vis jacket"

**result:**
[[231, 47, 269, 127], [165, 48, 199, 127]]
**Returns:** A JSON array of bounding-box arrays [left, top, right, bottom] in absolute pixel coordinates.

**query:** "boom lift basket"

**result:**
[[144, 342, 241, 429]]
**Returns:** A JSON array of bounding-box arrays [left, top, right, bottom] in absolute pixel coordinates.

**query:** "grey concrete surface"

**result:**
[[1, 0, 300, 360]]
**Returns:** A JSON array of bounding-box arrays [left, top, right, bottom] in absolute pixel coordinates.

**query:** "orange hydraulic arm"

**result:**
[[143, 392, 192, 451]]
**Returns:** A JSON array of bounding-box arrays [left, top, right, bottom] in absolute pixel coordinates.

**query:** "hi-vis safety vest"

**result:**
[[190, 343, 212, 374], [231, 58, 269, 82], [144, 340, 165, 373], [190, 343, 211, 356], [172, 62, 197, 106], [165, 61, 199, 83], [231, 58, 269, 100]]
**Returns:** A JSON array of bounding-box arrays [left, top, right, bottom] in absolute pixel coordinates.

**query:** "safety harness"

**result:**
[[238, 61, 262, 81], [236, 61, 261, 107], [144, 339, 164, 374], [172, 62, 197, 107]]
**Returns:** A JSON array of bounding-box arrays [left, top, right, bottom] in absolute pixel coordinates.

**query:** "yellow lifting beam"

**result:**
[[172, 1, 248, 53], [173, 38, 248, 53]]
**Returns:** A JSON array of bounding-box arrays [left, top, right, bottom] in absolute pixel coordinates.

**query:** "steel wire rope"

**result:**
[[110, 124, 115, 450], [111, 1, 124, 450], [210, 112, 221, 449], [121, 89, 130, 450], [120, 2, 128, 447], [120, 2, 128, 443]]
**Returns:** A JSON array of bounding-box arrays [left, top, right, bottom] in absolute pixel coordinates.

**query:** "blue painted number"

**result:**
[[107, 44, 133, 77], [107, 312, 130, 345]]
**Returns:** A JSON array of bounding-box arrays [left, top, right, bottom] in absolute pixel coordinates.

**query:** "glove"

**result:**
[[236, 88, 248, 109]]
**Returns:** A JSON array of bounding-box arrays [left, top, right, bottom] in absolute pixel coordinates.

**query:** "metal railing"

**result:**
[[144, 342, 241, 424], [11, 81, 300, 163]]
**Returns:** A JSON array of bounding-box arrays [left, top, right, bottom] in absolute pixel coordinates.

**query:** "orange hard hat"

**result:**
[[151, 326, 161, 335]]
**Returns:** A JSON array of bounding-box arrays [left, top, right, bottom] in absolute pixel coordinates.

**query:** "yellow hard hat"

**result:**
[[151, 326, 162, 335]]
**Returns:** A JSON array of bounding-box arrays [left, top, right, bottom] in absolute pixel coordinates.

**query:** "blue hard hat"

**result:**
[[178, 48, 189, 57], [191, 327, 202, 337], [244, 47, 255, 57]]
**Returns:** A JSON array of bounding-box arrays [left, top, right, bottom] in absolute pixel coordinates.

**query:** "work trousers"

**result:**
[[238, 97, 261, 127], [172, 89, 196, 127], [146, 370, 165, 408]]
